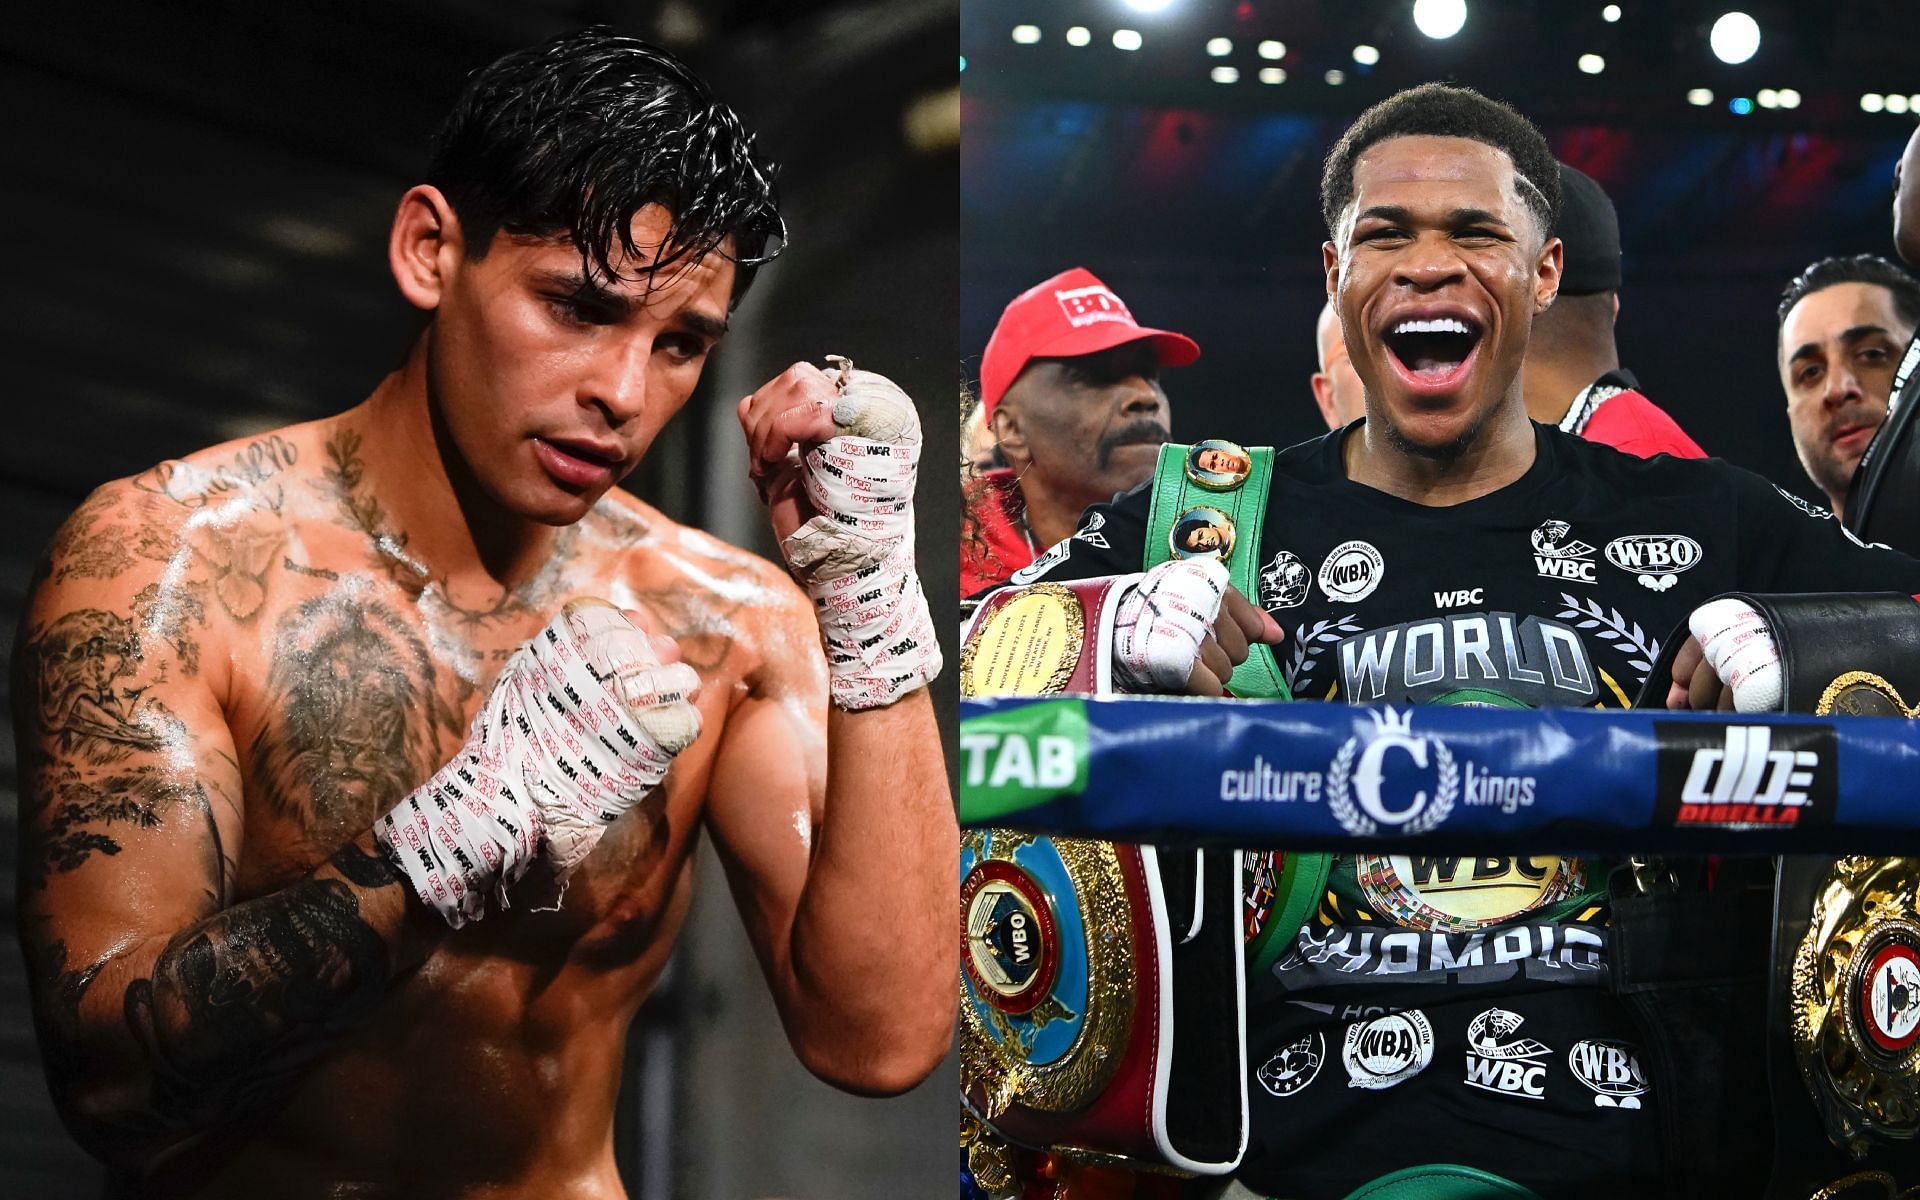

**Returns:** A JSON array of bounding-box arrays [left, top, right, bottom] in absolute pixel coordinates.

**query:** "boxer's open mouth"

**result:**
[[1382, 315, 1483, 393]]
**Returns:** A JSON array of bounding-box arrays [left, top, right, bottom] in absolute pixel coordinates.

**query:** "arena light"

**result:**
[[1756, 87, 1778, 108], [1602, 4, 1622, 21], [1890, 94, 1913, 115], [1687, 87, 1714, 105], [1578, 53, 1605, 74], [1710, 12, 1760, 65], [1113, 28, 1144, 50], [1207, 36, 1233, 56], [959, 55, 967, 72], [1258, 39, 1287, 59], [1212, 65, 1240, 83], [1066, 26, 1092, 47], [1863, 93, 1886, 113], [1259, 67, 1287, 84], [1353, 44, 1380, 65], [1729, 96, 1754, 115], [1412, 0, 1468, 40], [1011, 24, 1041, 45], [1777, 88, 1800, 108], [1325, 68, 1348, 85], [1121, 0, 1176, 12]]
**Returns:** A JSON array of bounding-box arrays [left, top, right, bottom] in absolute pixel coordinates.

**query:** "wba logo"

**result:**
[[1319, 540, 1385, 603], [1568, 1039, 1649, 1108], [1654, 722, 1836, 830], [1341, 1009, 1434, 1090], [1530, 520, 1596, 584], [1463, 1008, 1550, 1102]]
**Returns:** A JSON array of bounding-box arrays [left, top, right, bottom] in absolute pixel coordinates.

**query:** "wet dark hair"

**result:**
[[427, 28, 785, 304], [1777, 254, 1920, 333], [1320, 82, 1560, 242]]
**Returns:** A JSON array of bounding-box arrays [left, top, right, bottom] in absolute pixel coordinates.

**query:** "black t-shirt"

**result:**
[[1011, 422, 1920, 1198]]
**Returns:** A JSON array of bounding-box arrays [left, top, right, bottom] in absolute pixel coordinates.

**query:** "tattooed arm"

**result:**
[[701, 571, 955, 1096], [13, 482, 443, 1170]]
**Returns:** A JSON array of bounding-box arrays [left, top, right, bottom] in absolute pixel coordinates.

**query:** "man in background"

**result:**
[[1778, 252, 1920, 519], [961, 267, 1198, 595], [1522, 161, 1704, 457], [1309, 299, 1366, 431]]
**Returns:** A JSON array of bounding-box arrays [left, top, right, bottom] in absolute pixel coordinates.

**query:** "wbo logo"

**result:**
[[1604, 534, 1702, 593], [1327, 708, 1458, 837]]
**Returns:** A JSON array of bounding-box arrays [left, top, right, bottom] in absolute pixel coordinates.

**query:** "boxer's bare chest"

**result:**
[[185, 472, 751, 958]]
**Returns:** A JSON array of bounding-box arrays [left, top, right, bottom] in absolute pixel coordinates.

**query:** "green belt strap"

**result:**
[[1140, 443, 1327, 976], [1341, 1164, 1542, 1200], [1141, 443, 1291, 701]]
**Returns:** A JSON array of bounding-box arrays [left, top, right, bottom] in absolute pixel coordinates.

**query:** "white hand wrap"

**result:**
[[1111, 559, 1231, 693], [374, 599, 701, 928], [1690, 596, 1784, 713], [782, 357, 941, 710]]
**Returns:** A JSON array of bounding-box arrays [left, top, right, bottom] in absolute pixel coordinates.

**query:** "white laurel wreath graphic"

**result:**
[[1410, 741, 1458, 836], [1324, 732, 1458, 837], [1326, 738, 1370, 835], [1557, 592, 1660, 680], [1286, 613, 1364, 691]]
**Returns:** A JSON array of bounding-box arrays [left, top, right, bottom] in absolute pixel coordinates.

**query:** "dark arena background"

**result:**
[[2, 2, 956, 1198], [961, 0, 1919, 492]]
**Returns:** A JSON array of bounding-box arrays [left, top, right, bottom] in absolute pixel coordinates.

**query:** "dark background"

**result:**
[[961, 0, 1920, 495], [3, 2, 956, 1197]]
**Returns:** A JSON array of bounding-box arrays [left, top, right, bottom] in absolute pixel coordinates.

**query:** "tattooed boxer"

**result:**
[[14, 30, 951, 1199]]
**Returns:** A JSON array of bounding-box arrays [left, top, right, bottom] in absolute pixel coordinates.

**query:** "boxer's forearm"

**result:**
[[61, 834, 443, 1168], [781, 687, 955, 1094]]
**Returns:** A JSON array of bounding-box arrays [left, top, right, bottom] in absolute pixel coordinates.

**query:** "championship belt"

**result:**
[[1676, 593, 1920, 1193], [959, 578, 1128, 698], [1141, 442, 1330, 980], [960, 828, 1246, 1176]]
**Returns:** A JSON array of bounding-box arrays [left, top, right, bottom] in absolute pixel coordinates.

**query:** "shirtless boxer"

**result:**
[[14, 30, 953, 1198]]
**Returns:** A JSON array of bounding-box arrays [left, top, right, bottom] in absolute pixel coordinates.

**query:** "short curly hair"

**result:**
[[1320, 83, 1561, 242], [1777, 254, 1920, 333]]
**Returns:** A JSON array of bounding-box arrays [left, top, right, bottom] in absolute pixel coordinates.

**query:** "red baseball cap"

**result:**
[[979, 267, 1201, 419]]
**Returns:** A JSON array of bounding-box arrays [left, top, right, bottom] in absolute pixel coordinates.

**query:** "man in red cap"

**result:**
[[1523, 161, 1705, 458], [961, 267, 1200, 597]]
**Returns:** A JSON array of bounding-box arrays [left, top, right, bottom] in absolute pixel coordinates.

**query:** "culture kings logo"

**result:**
[[1653, 721, 1836, 830], [1327, 708, 1455, 838]]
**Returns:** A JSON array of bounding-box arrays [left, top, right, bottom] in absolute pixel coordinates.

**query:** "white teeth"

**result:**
[[1391, 317, 1473, 335]]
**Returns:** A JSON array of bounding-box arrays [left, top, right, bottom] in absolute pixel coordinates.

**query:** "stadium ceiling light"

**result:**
[[1011, 25, 1041, 45], [1756, 88, 1778, 108], [1413, 0, 1468, 40], [1258, 39, 1287, 60], [1212, 66, 1240, 83], [1578, 53, 1605, 74], [1687, 88, 1714, 106], [1066, 26, 1092, 47], [1112, 29, 1145, 51], [1709, 12, 1760, 65], [1776, 88, 1800, 108], [1121, 0, 1176, 12], [1259, 67, 1287, 84], [1603, 4, 1622, 21], [1889, 94, 1913, 115], [1862, 93, 1886, 113], [1325, 68, 1348, 85], [1353, 44, 1380, 65], [1207, 37, 1233, 56], [1729, 96, 1754, 115]]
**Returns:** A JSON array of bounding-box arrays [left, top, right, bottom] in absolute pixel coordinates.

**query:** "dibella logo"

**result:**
[[1653, 721, 1836, 830]]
